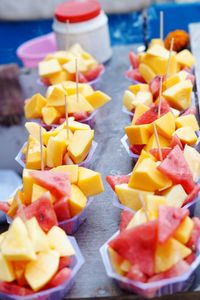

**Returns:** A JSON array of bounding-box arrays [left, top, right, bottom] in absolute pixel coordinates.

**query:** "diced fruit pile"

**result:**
[[108, 206, 200, 294], [3, 167, 104, 225], [0, 217, 76, 295], [22, 121, 95, 168], [126, 40, 195, 84], [107, 145, 200, 211], [39, 43, 104, 85], [24, 81, 111, 125]]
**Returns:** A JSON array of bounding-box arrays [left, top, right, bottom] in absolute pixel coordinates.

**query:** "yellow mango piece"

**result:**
[[23, 169, 35, 202], [161, 184, 187, 208], [0, 253, 15, 282], [25, 122, 46, 142], [61, 81, 84, 96], [26, 136, 47, 170], [67, 94, 94, 113], [162, 70, 188, 91], [132, 103, 149, 125], [48, 71, 68, 85], [46, 136, 67, 168], [123, 90, 136, 111], [115, 183, 152, 211], [134, 149, 156, 170], [39, 59, 62, 77], [31, 184, 55, 203], [134, 91, 153, 108], [127, 209, 148, 229], [78, 167, 104, 197], [144, 134, 170, 152], [68, 184, 87, 216], [174, 217, 194, 244], [144, 195, 167, 219], [46, 86, 67, 107], [68, 120, 90, 132], [147, 44, 169, 58], [125, 124, 152, 145], [25, 250, 59, 291], [46, 83, 65, 98], [52, 51, 73, 65], [55, 129, 73, 146], [163, 80, 192, 110], [174, 126, 197, 146], [129, 84, 149, 94], [63, 58, 87, 73], [24, 94, 46, 119], [1, 217, 36, 261], [175, 114, 199, 131], [52, 165, 78, 183], [139, 63, 156, 83], [155, 238, 191, 273], [42, 107, 62, 125], [81, 84, 94, 97], [26, 217, 49, 253], [42, 123, 65, 146], [68, 130, 94, 164], [86, 91, 111, 109], [154, 112, 175, 138], [171, 108, 180, 118], [148, 38, 164, 48], [47, 226, 75, 257], [176, 49, 195, 68], [108, 247, 125, 276], [128, 158, 172, 192], [184, 145, 200, 182]]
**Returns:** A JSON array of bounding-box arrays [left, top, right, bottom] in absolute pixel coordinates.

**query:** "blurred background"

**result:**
[[1, 0, 200, 65]]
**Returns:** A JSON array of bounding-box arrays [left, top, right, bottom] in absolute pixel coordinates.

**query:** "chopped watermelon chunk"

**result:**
[[126, 69, 146, 83], [129, 144, 144, 155], [0, 202, 10, 214], [58, 256, 72, 271], [106, 175, 130, 191], [182, 106, 197, 116], [54, 198, 71, 221], [41, 77, 50, 86], [46, 267, 72, 289], [135, 100, 171, 125], [127, 264, 147, 283], [187, 217, 200, 252], [30, 171, 71, 199], [84, 64, 104, 81], [150, 148, 172, 160], [18, 195, 58, 232], [185, 253, 196, 264], [0, 282, 33, 296], [70, 111, 90, 121], [128, 52, 139, 69], [170, 134, 183, 150], [120, 210, 134, 232], [158, 205, 189, 244], [183, 184, 200, 206], [149, 75, 165, 100], [157, 145, 195, 194], [109, 220, 158, 276]]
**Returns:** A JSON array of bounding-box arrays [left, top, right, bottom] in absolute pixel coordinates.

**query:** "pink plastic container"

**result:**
[[17, 33, 57, 68], [15, 141, 97, 169], [0, 236, 84, 300], [100, 232, 200, 298]]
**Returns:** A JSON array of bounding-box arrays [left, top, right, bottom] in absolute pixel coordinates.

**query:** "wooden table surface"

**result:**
[[1, 24, 200, 299]]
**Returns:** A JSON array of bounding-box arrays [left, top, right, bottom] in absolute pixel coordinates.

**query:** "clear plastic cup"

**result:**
[[121, 135, 139, 160], [15, 141, 97, 169], [0, 236, 84, 300], [100, 231, 200, 298], [122, 106, 134, 119]]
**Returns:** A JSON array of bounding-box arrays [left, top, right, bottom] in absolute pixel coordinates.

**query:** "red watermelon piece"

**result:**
[[30, 171, 71, 199], [126, 69, 146, 83], [18, 195, 58, 232], [128, 51, 139, 69], [78, 72, 88, 83], [120, 210, 134, 232], [183, 184, 200, 206], [0, 282, 33, 296], [158, 205, 189, 244], [149, 75, 165, 100], [84, 64, 104, 81], [0, 202, 9, 214], [182, 106, 197, 116], [157, 145, 195, 194], [70, 111, 90, 121], [106, 175, 130, 191], [54, 198, 71, 222], [58, 256, 72, 271], [186, 217, 200, 252], [150, 148, 172, 160], [129, 144, 144, 155], [46, 268, 72, 289], [135, 99, 171, 125], [41, 77, 50, 86], [170, 134, 183, 150], [127, 264, 147, 283], [109, 220, 158, 276], [185, 253, 196, 264]]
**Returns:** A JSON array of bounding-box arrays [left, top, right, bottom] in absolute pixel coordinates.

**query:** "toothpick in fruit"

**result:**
[[75, 57, 79, 103], [158, 75, 163, 119], [166, 38, 174, 79], [39, 126, 44, 171], [138, 192, 149, 222], [160, 11, 164, 42], [153, 123, 163, 161], [64, 94, 70, 140]]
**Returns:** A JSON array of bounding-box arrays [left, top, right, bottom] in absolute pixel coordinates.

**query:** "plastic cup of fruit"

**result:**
[[121, 135, 139, 161], [15, 140, 98, 169], [59, 197, 93, 235], [37, 65, 105, 89], [0, 236, 84, 300], [100, 232, 200, 299]]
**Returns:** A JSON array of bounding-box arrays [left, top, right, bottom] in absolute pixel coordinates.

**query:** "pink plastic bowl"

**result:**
[[17, 33, 57, 68]]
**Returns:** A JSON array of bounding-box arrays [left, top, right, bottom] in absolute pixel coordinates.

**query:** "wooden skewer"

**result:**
[[39, 126, 44, 171], [153, 123, 163, 161], [158, 76, 163, 119], [160, 11, 164, 42], [64, 94, 69, 140], [75, 57, 79, 103], [138, 193, 149, 222], [166, 38, 174, 79]]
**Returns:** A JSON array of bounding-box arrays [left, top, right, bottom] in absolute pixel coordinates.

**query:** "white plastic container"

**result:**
[[52, 0, 112, 63]]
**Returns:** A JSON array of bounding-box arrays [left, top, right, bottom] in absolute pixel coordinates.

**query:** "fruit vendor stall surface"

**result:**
[[2, 36, 200, 300]]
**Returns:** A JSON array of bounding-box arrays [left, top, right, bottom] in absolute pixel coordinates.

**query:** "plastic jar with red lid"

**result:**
[[53, 0, 112, 63]]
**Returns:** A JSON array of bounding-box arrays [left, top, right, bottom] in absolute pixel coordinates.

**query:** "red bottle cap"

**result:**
[[55, 0, 101, 23]]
